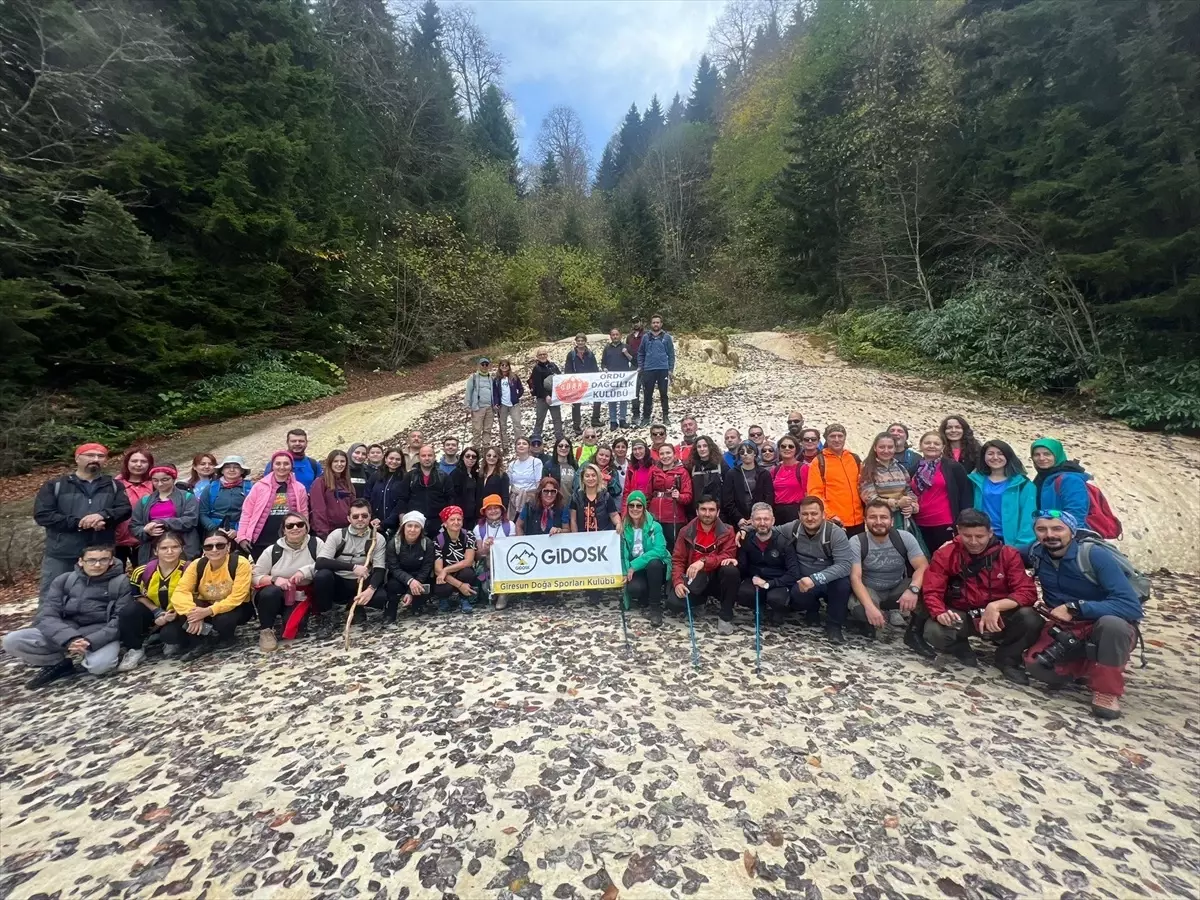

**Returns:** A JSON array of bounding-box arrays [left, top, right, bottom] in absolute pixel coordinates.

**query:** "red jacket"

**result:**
[[671, 518, 737, 586], [621, 465, 654, 511], [648, 465, 693, 524], [922, 537, 1036, 617]]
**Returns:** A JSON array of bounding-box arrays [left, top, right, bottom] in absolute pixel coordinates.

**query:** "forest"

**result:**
[[1, 0, 1197, 474]]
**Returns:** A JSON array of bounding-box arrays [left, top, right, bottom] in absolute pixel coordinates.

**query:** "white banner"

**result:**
[[490, 531, 623, 593], [549, 370, 638, 406]]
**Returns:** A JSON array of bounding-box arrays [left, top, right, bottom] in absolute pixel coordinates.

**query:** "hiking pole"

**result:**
[[684, 581, 701, 669], [344, 527, 379, 651], [620, 596, 631, 650], [754, 586, 762, 675]]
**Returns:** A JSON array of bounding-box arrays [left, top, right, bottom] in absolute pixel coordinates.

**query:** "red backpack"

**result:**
[[1057, 475, 1122, 540]]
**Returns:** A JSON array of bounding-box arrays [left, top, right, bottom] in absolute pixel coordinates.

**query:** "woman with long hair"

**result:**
[[859, 432, 921, 546], [939, 415, 982, 471], [115, 448, 155, 567], [621, 490, 671, 628], [516, 476, 569, 536], [310, 449, 355, 539], [118, 532, 188, 671], [237, 450, 308, 559], [910, 431, 972, 552], [130, 464, 201, 564], [478, 447, 509, 505], [449, 446, 482, 531], [507, 438, 542, 519], [179, 453, 218, 495], [593, 445, 622, 498], [493, 358, 525, 455], [571, 463, 622, 533], [365, 449, 407, 535], [770, 435, 806, 524], [722, 441, 774, 529], [621, 439, 654, 510], [544, 437, 578, 498], [970, 439, 1036, 547], [687, 435, 727, 519]]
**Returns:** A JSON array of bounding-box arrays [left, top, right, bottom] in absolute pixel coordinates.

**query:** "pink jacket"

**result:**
[[237, 476, 308, 544]]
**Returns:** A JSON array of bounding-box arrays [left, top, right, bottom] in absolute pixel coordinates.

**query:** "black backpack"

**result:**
[[270, 535, 320, 568], [817, 451, 862, 480], [787, 519, 834, 562], [857, 529, 914, 578]]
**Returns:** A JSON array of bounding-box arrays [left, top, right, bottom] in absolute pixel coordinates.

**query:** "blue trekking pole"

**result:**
[[620, 594, 631, 650], [754, 586, 762, 675], [684, 581, 701, 669]]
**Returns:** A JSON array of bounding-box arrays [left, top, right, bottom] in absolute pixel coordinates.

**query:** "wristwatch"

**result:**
[[1064, 600, 1080, 614], [908, 585, 922, 596]]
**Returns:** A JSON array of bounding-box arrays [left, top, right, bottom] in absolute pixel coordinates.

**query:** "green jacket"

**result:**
[[620, 516, 672, 579]]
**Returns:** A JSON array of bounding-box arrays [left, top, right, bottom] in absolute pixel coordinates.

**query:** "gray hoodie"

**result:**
[[776, 520, 855, 585]]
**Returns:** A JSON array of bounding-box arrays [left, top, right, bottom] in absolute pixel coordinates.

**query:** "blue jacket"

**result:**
[[638, 331, 675, 372], [1030, 540, 1142, 622], [968, 472, 1036, 548], [601, 341, 634, 372], [1035, 465, 1090, 524], [199, 480, 252, 534], [564, 348, 599, 374], [263, 455, 322, 490]]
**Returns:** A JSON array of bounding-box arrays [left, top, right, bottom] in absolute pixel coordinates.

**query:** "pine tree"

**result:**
[[666, 93, 685, 127], [751, 11, 782, 68], [471, 83, 519, 180], [407, 0, 467, 208], [613, 104, 644, 180], [643, 94, 666, 142], [539, 152, 561, 193], [594, 141, 620, 193], [686, 55, 721, 124]]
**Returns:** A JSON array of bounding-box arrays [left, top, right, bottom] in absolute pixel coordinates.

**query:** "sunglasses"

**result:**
[[802, 437, 819, 442], [349, 513, 370, 520], [480, 362, 491, 367], [284, 522, 307, 530], [627, 502, 644, 508], [741, 448, 757, 455], [203, 542, 228, 550], [750, 432, 763, 438], [542, 488, 558, 494], [464, 453, 478, 459]]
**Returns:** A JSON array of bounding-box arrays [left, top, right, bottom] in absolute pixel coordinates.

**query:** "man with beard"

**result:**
[[848, 499, 928, 636], [785, 411, 805, 440], [34, 443, 132, 602], [401, 445, 452, 538], [737, 503, 800, 626], [916, 509, 1040, 681], [678, 415, 700, 464], [670, 496, 740, 635], [263, 429, 323, 489], [784, 496, 856, 644]]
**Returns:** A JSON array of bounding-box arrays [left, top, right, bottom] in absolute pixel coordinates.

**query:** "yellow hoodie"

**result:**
[[170, 555, 253, 616]]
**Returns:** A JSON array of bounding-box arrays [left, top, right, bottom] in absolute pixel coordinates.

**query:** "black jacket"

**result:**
[[564, 348, 599, 374], [601, 341, 633, 372], [529, 361, 561, 399], [738, 530, 801, 589], [366, 469, 407, 533], [941, 458, 974, 519], [449, 465, 481, 529], [348, 462, 371, 499], [34, 474, 132, 560], [688, 461, 727, 515], [386, 532, 436, 587], [399, 466, 451, 536], [479, 471, 510, 506], [722, 465, 775, 525]]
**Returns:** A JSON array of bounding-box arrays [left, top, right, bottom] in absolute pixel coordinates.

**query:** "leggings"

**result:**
[[160, 604, 252, 646], [626, 560, 666, 607], [117, 603, 165, 650]]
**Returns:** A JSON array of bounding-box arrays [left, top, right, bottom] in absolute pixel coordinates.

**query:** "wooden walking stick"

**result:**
[[343, 526, 379, 651]]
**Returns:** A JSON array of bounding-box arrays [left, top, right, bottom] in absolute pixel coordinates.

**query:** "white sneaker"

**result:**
[[717, 619, 735, 636], [118, 648, 145, 672], [888, 609, 907, 627]]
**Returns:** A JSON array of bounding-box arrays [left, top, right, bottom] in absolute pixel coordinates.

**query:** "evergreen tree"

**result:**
[[686, 55, 721, 124], [608, 182, 663, 283], [471, 83, 519, 180], [594, 141, 621, 193], [751, 11, 782, 68], [539, 152, 561, 193], [666, 93, 686, 127], [407, 0, 467, 208], [613, 104, 644, 180], [643, 94, 666, 142], [562, 202, 586, 248]]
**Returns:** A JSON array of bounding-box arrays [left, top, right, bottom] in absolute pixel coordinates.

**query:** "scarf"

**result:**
[[914, 459, 939, 494]]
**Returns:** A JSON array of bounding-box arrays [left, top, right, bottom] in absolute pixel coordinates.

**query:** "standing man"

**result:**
[[806, 424, 865, 535], [679, 415, 700, 464], [33, 443, 132, 601], [401, 446, 452, 537], [529, 348, 564, 443], [627, 321, 645, 423], [438, 437, 460, 476], [465, 357, 494, 451], [786, 412, 805, 440], [601, 327, 634, 430], [405, 431, 424, 471], [637, 314, 675, 426], [264, 429, 322, 489], [723, 428, 742, 469], [564, 334, 601, 435]]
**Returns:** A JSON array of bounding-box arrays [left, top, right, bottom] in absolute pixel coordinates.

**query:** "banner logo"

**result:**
[[506, 542, 538, 575]]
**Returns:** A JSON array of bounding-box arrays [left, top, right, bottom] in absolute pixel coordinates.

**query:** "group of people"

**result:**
[[11, 328, 1147, 720]]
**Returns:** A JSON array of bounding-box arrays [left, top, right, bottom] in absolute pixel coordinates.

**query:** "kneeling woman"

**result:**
[[433, 506, 479, 613], [621, 490, 671, 627], [163, 532, 254, 661], [517, 476, 569, 536], [385, 511, 437, 620], [118, 532, 188, 671], [252, 512, 322, 651]]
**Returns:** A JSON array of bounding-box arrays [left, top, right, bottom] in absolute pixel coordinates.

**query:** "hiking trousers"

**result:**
[[923, 606, 1042, 668], [533, 399, 564, 443], [3, 628, 119, 674]]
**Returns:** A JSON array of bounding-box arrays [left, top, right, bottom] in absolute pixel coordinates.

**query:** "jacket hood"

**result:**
[[1030, 437, 1067, 465], [968, 471, 1030, 489]]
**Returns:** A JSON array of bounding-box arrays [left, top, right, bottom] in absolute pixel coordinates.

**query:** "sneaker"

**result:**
[[717, 619, 735, 636], [163, 644, 183, 659], [26, 658, 76, 689], [438, 599, 450, 614], [609, 422, 619, 431], [1091, 691, 1121, 720], [824, 623, 845, 645], [804, 614, 822, 628], [461, 600, 474, 614], [494, 594, 509, 610], [639, 418, 651, 427], [118, 648, 146, 672], [888, 609, 907, 627], [179, 640, 217, 663], [618, 421, 630, 429], [259, 629, 277, 653], [649, 606, 663, 628], [999, 665, 1030, 685]]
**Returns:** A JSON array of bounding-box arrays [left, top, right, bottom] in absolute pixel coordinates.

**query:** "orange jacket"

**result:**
[[805, 449, 864, 528]]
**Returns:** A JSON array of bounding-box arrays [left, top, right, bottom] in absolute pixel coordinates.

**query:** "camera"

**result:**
[[1033, 624, 1086, 669]]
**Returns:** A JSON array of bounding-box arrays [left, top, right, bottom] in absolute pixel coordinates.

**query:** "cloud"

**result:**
[[455, 0, 724, 160]]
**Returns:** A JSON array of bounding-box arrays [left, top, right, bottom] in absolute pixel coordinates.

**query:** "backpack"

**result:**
[[270, 535, 319, 568], [1055, 475, 1122, 540], [857, 529, 914, 578], [1076, 535, 1151, 604], [817, 451, 863, 480], [788, 520, 834, 562]]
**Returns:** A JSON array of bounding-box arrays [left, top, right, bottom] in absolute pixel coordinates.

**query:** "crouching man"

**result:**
[[915, 509, 1041, 682], [737, 502, 800, 626], [1025, 511, 1143, 720], [3, 545, 132, 687]]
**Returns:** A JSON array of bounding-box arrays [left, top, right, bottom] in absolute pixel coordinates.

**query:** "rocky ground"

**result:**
[[2, 332, 1198, 899]]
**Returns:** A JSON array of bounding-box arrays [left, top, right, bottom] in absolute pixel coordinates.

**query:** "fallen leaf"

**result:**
[[270, 810, 295, 828], [806, 755, 821, 767], [510, 876, 529, 892], [399, 837, 422, 853], [743, 850, 757, 877], [1146, 639, 1165, 648], [502, 826, 518, 835], [601, 885, 619, 900], [767, 831, 784, 847], [884, 815, 900, 829], [138, 806, 172, 824], [1119, 748, 1148, 768], [568, 687, 579, 696], [823, 686, 839, 695]]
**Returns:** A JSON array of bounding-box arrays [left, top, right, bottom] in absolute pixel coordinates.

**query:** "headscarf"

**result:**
[[348, 443, 368, 465], [270, 450, 295, 469], [1037, 509, 1079, 534], [1030, 437, 1067, 467], [400, 510, 426, 529], [440, 505, 464, 523]]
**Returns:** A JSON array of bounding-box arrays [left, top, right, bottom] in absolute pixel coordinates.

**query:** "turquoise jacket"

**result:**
[[620, 500, 672, 580], [968, 472, 1037, 548]]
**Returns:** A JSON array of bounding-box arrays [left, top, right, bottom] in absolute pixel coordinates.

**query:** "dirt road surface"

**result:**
[[2, 332, 1198, 899]]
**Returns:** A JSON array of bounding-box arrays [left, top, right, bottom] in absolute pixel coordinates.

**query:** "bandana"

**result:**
[[148, 466, 178, 480], [1037, 509, 1079, 533], [75, 442, 108, 457], [270, 450, 295, 466], [440, 505, 464, 523]]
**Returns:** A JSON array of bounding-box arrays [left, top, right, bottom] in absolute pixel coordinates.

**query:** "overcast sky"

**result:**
[[457, 0, 724, 168]]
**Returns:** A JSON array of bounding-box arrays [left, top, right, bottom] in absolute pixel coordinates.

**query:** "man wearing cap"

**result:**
[[33, 443, 132, 602], [465, 358, 495, 451], [529, 348, 564, 443], [1024, 510, 1143, 720], [200, 456, 253, 540]]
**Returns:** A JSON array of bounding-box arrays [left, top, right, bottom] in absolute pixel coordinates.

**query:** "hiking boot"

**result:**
[[717, 619, 735, 636], [888, 609, 907, 627], [639, 417, 651, 427], [649, 606, 663, 628], [952, 642, 979, 668], [118, 648, 146, 672], [619, 421, 630, 429], [609, 421, 619, 430], [259, 629, 277, 653], [438, 599, 450, 614], [999, 665, 1030, 685], [355, 607, 369, 628], [494, 594, 509, 610], [314, 615, 335, 640], [180, 639, 217, 663], [825, 623, 845, 645], [852, 620, 876, 639], [767, 607, 784, 627], [27, 658, 76, 689], [903, 619, 938, 660], [461, 599, 474, 614], [804, 613, 822, 628], [163, 643, 183, 659], [1091, 691, 1121, 720]]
